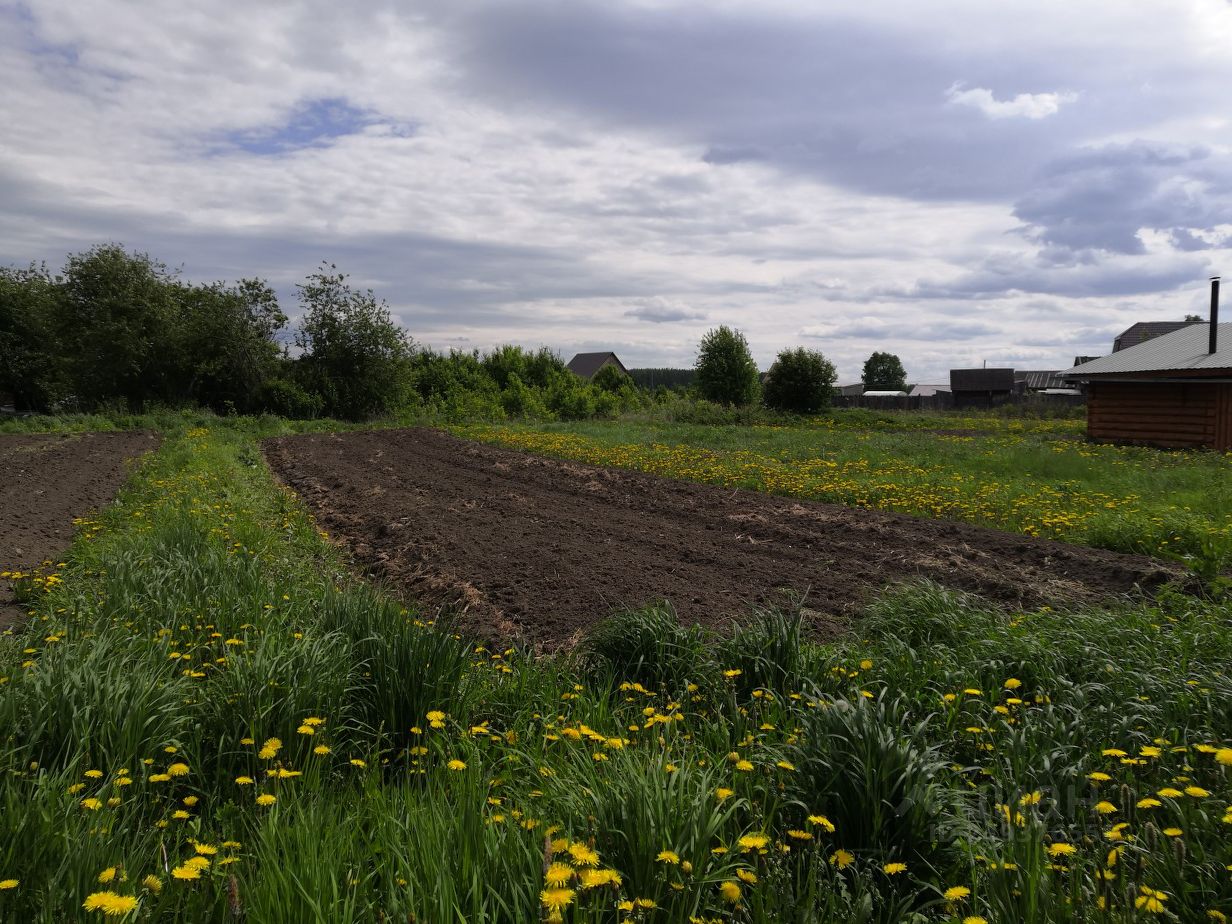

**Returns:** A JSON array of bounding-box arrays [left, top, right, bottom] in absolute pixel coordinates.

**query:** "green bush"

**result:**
[[581, 605, 713, 691], [762, 347, 837, 413]]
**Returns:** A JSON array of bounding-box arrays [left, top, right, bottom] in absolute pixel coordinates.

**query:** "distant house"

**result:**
[[949, 368, 1015, 408], [566, 352, 628, 380], [1016, 370, 1069, 393], [1112, 321, 1201, 353], [835, 383, 865, 397], [1064, 322, 1232, 451], [909, 384, 951, 397]]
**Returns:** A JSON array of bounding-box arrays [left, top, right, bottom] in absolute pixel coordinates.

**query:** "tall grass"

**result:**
[[1, 423, 1230, 921]]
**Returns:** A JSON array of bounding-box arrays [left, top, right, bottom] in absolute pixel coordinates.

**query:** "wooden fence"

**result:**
[[832, 393, 1086, 412]]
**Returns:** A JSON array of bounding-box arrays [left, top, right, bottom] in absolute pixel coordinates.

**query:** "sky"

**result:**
[[2, 1, 1231, 383]]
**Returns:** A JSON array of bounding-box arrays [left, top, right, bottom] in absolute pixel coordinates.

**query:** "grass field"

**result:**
[[1, 413, 1231, 922]]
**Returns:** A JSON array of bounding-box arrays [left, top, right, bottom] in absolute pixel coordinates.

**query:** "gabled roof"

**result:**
[[1112, 320, 1200, 352], [1017, 370, 1067, 390], [1065, 323, 1232, 377], [950, 368, 1015, 392], [566, 351, 628, 378]]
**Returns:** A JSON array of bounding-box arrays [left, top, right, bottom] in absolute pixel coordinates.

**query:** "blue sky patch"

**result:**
[[224, 97, 386, 155]]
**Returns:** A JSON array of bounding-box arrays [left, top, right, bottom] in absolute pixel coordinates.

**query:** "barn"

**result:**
[[1063, 321, 1232, 451]]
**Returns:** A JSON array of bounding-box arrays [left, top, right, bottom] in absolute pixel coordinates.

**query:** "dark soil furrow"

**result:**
[[262, 428, 1178, 647]]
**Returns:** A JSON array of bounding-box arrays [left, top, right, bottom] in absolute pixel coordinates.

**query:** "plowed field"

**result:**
[[263, 428, 1179, 647], [0, 430, 159, 627]]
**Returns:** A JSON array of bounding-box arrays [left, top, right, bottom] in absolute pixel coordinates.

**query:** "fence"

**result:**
[[832, 393, 1086, 412]]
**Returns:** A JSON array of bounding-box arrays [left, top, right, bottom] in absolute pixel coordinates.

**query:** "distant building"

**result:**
[[1064, 322, 1232, 451], [949, 368, 1015, 408], [1112, 321, 1201, 353], [835, 383, 865, 397], [862, 390, 908, 398], [566, 352, 628, 380], [909, 384, 950, 397]]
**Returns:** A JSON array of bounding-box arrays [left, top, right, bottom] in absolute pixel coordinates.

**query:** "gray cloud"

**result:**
[[1013, 142, 1232, 255]]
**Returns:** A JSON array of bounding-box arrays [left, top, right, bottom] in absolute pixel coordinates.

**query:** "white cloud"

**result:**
[[946, 83, 1077, 120], [2, 0, 1232, 385]]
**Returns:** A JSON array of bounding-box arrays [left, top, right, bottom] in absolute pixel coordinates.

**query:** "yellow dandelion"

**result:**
[[256, 793, 277, 806], [82, 891, 139, 915], [719, 880, 742, 904]]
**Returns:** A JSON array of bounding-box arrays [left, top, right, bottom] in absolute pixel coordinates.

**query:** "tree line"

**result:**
[[1, 244, 908, 420]]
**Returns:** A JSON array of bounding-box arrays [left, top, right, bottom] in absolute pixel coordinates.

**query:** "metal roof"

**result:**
[[1064, 322, 1232, 377], [566, 352, 628, 379], [1112, 320, 1199, 352], [1017, 370, 1066, 390]]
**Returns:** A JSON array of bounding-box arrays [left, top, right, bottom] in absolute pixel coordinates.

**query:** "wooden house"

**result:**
[[1064, 320, 1232, 451]]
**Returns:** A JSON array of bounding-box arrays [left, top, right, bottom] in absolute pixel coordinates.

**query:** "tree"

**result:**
[[762, 347, 837, 413], [58, 244, 182, 410], [295, 263, 412, 420], [694, 326, 759, 406], [0, 263, 67, 411], [861, 351, 907, 392], [174, 278, 287, 412]]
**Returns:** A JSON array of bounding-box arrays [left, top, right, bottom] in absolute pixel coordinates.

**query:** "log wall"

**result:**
[[1087, 381, 1232, 451]]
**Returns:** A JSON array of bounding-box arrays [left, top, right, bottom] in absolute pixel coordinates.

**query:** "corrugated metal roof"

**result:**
[[1112, 320, 1199, 352], [1017, 370, 1066, 390], [1065, 322, 1232, 376]]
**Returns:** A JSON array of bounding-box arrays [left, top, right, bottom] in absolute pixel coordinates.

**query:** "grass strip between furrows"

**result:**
[[1, 421, 1232, 922], [455, 420, 1232, 569]]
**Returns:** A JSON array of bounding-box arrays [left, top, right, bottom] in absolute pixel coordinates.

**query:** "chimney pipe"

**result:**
[[1211, 276, 1221, 355]]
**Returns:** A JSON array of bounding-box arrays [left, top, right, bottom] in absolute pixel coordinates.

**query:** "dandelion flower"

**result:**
[[963, 917, 989, 924], [1094, 801, 1117, 814], [1184, 786, 1211, 798], [1215, 748, 1232, 766], [539, 887, 575, 913], [235, 776, 253, 785], [808, 814, 836, 832], [715, 787, 734, 801], [656, 850, 680, 865], [171, 865, 201, 881], [944, 886, 971, 902], [0, 879, 17, 890], [737, 834, 769, 851], [349, 759, 366, 768], [141, 875, 161, 893], [566, 843, 599, 867], [256, 793, 277, 806], [719, 880, 741, 904], [82, 891, 139, 915], [577, 869, 621, 889], [883, 862, 907, 875], [81, 798, 103, 811], [313, 745, 330, 755], [447, 759, 466, 771], [736, 868, 757, 884], [1048, 843, 1077, 858], [830, 849, 854, 868], [1135, 886, 1167, 913], [166, 763, 189, 777], [544, 862, 573, 887]]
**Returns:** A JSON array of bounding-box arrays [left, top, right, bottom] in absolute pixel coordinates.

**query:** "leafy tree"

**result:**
[[861, 351, 908, 392], [694, 326, 760, 406], [174, 279, 287, 412], [295, 263, 412, 420], [0, 263, 66, 411], [58, 244, 182, 411], [762, 347, 837, 413]]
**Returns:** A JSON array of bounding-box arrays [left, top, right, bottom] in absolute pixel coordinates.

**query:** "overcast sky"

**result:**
[[3, 1, 1231, 382]]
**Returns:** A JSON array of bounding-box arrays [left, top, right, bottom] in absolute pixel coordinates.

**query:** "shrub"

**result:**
[[762, 348, 837, 413]]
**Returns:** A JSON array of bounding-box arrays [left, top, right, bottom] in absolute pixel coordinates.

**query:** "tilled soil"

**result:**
[[263, 428, 1179, 647], [0, 431, 159, 628]]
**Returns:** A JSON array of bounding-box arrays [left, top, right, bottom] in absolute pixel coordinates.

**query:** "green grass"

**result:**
[[1, 417, 1231, 921]]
